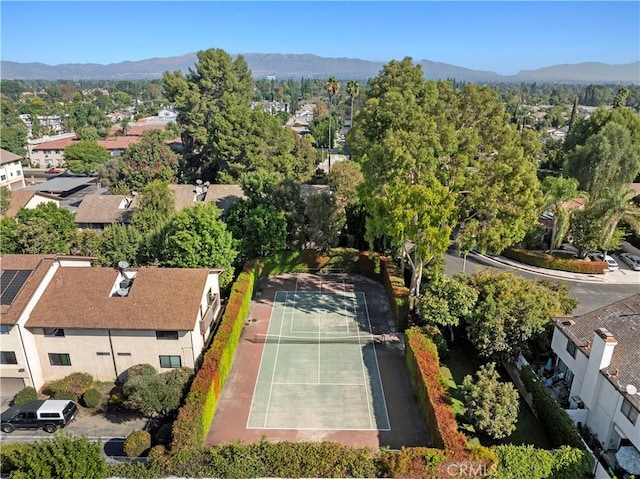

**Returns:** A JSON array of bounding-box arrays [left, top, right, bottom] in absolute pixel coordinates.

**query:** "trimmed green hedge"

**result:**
[[502, 248, 607, 274], [519, 366, 585, 449], [171, 259, 259, 451], [405, 327, 468, 459], [491, 444, 592, 479]]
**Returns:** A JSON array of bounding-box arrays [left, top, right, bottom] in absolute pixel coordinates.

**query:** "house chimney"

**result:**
[[578, 327, 618, 409]]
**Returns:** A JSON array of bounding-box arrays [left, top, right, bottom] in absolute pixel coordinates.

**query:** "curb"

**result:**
[[468, 252, 607, 283]]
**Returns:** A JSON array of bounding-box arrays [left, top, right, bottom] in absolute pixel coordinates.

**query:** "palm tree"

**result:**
[[346, 80, 360, 129], [593, 186, 640, 254], [325, 77, 340, 173], [541, 176, 585, 253]]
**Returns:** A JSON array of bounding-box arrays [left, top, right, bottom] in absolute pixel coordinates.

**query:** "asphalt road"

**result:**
[[444, 251, 639, 315]]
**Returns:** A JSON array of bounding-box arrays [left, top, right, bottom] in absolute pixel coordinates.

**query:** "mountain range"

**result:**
[[1, 52, 638, 83]]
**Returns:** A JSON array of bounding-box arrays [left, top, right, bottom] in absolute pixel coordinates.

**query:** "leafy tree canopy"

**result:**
[[461, 362, 519, 439], [63, 140, 110, 175], [120, 130, 179, 191], [463, 270, 577, 361], [156, 203, 237, 286]]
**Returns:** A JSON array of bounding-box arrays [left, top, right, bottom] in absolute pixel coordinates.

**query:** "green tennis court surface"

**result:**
[[247, 291, 390, 431]]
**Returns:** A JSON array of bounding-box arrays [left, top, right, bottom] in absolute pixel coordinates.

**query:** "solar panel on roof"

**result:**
[[0, 269, 32, 305]]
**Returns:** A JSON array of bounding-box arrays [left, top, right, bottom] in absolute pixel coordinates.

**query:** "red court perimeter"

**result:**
[[205, 273, 430, 449]]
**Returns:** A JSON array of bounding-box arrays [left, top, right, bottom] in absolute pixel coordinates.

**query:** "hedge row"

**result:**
[[502, 248, 607, 274], [404, 327, 468, 460], [519, 366, 585, 449], [171, 259, 259, 451], [491, 444, 593, 479]]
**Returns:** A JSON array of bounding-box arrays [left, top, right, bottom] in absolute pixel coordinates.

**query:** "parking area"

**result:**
[[0, 398, 147, 444]]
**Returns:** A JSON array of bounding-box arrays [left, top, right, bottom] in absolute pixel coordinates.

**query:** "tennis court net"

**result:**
[[247, 333, 400, 345]]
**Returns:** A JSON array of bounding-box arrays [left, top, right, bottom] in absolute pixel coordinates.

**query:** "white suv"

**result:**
[[592, 253, 619, 271]]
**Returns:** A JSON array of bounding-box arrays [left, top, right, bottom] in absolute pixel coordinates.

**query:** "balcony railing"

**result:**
[[199, 294, 221, 336]]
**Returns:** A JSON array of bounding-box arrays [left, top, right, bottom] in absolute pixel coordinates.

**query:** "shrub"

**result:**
[[520, 366, 584, 449], [12, 386, 38, 405], [155, 423, 173, 446], [127, 363, 157, 379], [491, 444, 592, 479], [124, 430, 151, 458], [405, 327, 468, 459], [0, 442, 29, 473], [82, 388, 102, 408], [502, 248, 607, 274], [47, 372, 93, 399]]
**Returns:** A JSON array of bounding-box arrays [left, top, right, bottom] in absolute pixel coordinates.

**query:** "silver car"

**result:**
[[620, 253, 640, 271]]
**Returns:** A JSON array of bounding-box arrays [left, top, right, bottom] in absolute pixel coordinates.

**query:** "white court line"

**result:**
[[252, 425, 390, 431], [354, 292, 375, 430], [246, 290, 286, 429], [263, 280, 298, 427], [362, 292, 391, 429], [272, 381, 366, 386]]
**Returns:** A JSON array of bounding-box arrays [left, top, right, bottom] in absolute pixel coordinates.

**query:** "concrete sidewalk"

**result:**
[[470, 252, 640, 285]]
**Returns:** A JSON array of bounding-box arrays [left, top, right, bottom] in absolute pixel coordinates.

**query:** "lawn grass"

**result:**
[[439, 339, 552, 449]]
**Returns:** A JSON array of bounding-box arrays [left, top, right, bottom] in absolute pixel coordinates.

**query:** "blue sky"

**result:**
[[1, 1, 638, 75]]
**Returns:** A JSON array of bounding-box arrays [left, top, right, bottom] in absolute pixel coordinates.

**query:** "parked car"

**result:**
[[591, 253, 619, 271], [45, 168, 62, 174], [0, 399, 77, 433], [619, 253, 640, 271]]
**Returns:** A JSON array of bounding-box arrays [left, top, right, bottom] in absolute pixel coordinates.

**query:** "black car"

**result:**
[[1, 399, 78, 433]]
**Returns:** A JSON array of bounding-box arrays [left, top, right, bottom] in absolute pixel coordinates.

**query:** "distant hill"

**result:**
[[1, 52, 638, 83]]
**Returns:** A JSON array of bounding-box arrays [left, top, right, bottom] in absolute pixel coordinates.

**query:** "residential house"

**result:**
[[27, 133, 76, 168], [74, 184, 246, 231], [550, 294, 640, 470], [0, 254, 223, 392], [2, 190, 60, 218], [0, 149, 26, 191], [0, 255, 93, 397], [74, 194, 139, 231]]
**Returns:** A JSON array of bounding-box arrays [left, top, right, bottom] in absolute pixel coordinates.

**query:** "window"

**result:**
[[44, 328, 65, 337], [156, 330, 178, 340], [207, 288, 214, 305], [0, 325, 11, 334], [0, 351, 17, 365], [0, 175, 6, 181], [159, 355, 181, 368], [621, 398, 639, 425], [96, 352, 110, 356], [566, 339, 577, 358], [117, 352, 131, 356], [48, 353, 71, 366]]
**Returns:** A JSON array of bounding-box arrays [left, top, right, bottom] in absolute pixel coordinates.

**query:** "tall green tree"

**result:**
[[325, 76, 340, 172], [351, 58, 541, 302], [328, 160, 363, 209], [0, 96, 28, 155], [592, 186, 640, 254], [463, 270, 576, 361], [225, 201, 287, 261], [13, 203, 76, 254], [304, 192, 345, 252], [63, 140, 110, 175], [101, 224, 143, 267], [156, 203, 237, 286], [163, 48, 253, 177], [541, 176, 585, 252], [346, 80, 360, 127], [564, 121, 640, 201], [461, 362, 519, 440], [120, 130, 179, 191]]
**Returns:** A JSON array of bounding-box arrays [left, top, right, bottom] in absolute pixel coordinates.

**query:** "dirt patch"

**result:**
[[206, 273, 430, 449]]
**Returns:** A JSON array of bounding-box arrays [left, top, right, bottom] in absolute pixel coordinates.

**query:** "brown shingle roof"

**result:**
[[3, 190, 59, 218], [74, 195, 139, 225], [31, 138, 76, 151], [203, 184, 246, 211], [0, 255, 57, 325], [554, 293, 640, 410], [27, 267, 211, 331], [0, 148, 23, 165]]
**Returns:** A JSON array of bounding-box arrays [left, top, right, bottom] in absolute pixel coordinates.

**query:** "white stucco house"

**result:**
[[0, 149, 26, 191], [550, 294, 640, 474], [0, 255, 224, 395]]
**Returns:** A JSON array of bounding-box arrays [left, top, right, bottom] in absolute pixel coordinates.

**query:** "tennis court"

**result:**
[[246, 289, 391, 431]]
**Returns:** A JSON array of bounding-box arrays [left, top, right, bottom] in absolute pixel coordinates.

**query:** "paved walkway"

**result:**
[[471, 252, 640, 285]]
